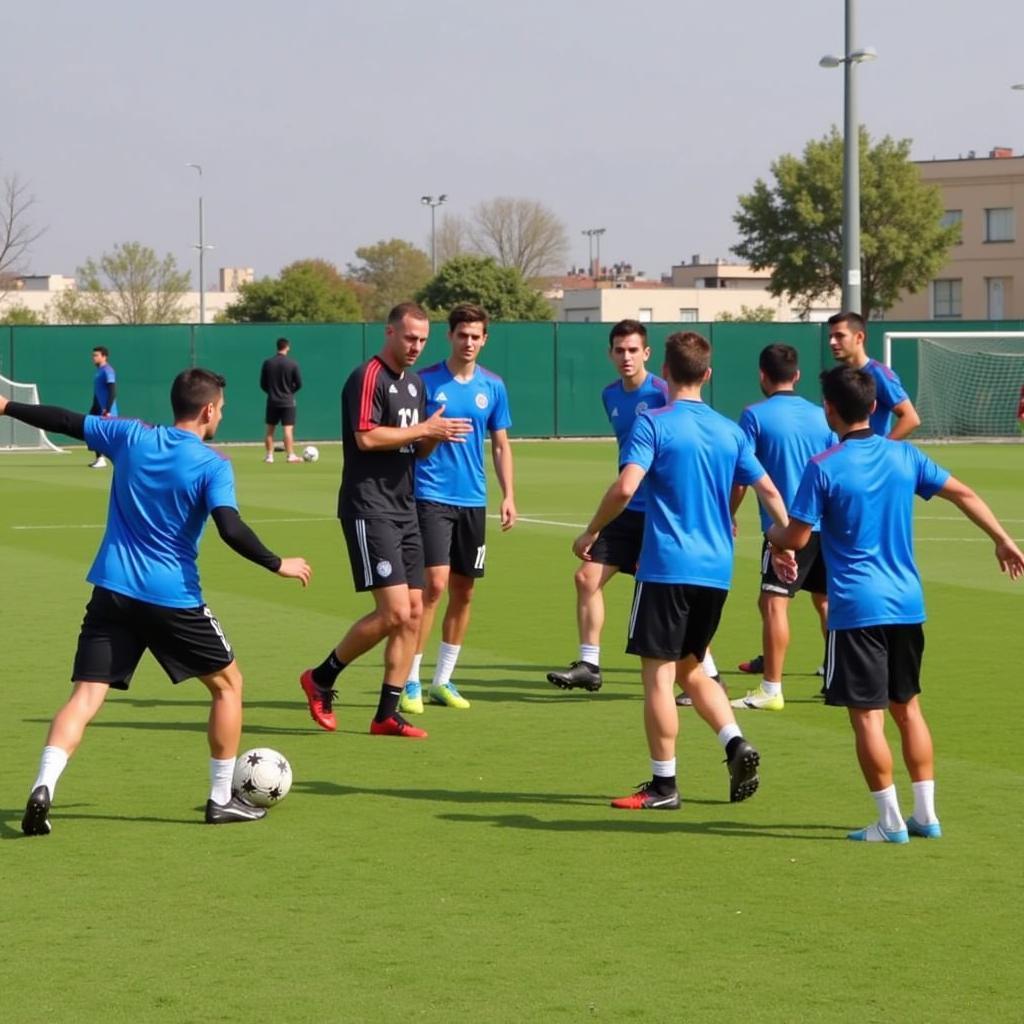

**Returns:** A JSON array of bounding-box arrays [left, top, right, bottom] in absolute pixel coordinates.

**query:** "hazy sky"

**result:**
[[5, 0, 1023, 286]]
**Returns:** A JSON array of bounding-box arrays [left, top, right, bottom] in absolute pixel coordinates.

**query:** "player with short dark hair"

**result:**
[[767, 365, 1024, 842], [730, 343, 835, 710], [88, 345, 117, 468], [2, 369, 312, 835], [573, 331, 790, 809], [400, 303, 516, 714], [299, 302, 472, 739], [828, 311, 921, 439], [260, 336, 303, 463]]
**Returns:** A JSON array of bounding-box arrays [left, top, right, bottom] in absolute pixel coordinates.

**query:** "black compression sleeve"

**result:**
[[105, 382, 117, 408], [4, 402, 87, 440], [211, 506, 282, 572]]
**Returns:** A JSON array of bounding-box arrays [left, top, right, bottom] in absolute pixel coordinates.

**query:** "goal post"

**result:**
[[0, 373, 65, 452], [883, 331, 1024, 440]]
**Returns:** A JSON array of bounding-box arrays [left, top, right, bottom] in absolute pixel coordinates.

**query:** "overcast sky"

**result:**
[[5, 0, 1023, 286]]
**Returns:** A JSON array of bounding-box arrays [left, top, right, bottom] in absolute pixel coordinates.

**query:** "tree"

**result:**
[[416, 255, 553, 321], [715, 304, 777, 322], [346, 239, 432, 320], [434, 213, 471, 267], [0, 304, 46, 325], [221, 258, 361, 323], [0, 173, 44, 304], [465, 198, 569, 280], [53, 242, 190, 324], [732, 127, 959, 317]]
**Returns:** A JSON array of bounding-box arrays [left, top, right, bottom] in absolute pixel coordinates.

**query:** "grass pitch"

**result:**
[[1, 440, 1022, 1023]]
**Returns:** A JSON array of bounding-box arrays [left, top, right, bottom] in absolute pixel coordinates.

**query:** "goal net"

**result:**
[[0, 373, 65, 451], [884, 332, 1024, 440]]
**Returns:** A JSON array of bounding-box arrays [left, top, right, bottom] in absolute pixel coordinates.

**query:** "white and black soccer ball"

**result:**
[[232, 747, 293, 808], [302, 445, 320, 463]]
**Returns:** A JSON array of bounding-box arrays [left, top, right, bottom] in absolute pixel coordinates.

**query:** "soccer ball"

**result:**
[[302, 445, 320, 462], [232, 747, 293, 808]]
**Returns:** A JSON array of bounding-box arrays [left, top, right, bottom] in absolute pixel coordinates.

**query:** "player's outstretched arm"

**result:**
[[0, 397, 87, 440], [938, 477, 1024, 580], [211, 506, 312, 585], [572, 464, 645, 560]]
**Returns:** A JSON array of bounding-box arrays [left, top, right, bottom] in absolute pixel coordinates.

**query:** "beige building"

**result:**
[[888, 148, 1024, 320]]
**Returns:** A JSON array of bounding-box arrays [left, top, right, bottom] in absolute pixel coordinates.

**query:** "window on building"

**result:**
[[984, 207, 1015, 242], [637, 308, 653, 323], [933, 279, 962, 319], [678, 308, 699, 322], [941, 209, 963, 243]]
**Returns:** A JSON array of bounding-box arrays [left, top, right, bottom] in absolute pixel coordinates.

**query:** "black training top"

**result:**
[[259, 354, 303, 406]]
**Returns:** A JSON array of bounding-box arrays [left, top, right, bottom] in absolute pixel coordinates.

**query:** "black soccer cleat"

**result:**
[[22, 785, 52, 837], [204, 795, 267, 825], [546, 661, 602, 692], [737, 654, 764, 674], [726, 739, 761, 803]]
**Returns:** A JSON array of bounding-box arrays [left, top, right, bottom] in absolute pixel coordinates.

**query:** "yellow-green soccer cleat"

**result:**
[[730, 686, 785, 711], [428, 682, 471, 709], [399, 681, 425, 715]]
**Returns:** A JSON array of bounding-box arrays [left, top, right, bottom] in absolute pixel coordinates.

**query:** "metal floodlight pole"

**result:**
[[187, 163, 206, 324], [594, 228, 606, 279], [421, 194, 447, 272], [582, 228, 606, 278]]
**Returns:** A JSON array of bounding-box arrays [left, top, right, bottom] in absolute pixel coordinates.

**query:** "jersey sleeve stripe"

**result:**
[[358, 358, 382, 431]]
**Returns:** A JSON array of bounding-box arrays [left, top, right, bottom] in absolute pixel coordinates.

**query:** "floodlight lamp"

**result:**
[[819, 54, 842, 68], [1012, 83, 1024, 91], [849, 46, 878, 63]]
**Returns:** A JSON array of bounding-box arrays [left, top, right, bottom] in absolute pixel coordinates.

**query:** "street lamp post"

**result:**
[[819, 0, 877, 315], [186, 163, 214, 324], [582, 227, 606, 278], [421, 194, 447, 272]]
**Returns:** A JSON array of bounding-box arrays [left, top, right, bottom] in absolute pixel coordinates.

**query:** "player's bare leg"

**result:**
[[641, 658, 679, 761], [732, 594, 787, 711], [283, 424, 300, 462], [45, 680, 111, 756], [846, 707, 907, 842], [890, 696, 941, 838], [370, 586, 427, 737], [263, 424, 275, 461], [547, 562, 618, 692]]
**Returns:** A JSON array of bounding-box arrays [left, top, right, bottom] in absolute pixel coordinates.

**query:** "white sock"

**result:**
[[580, 644, 600, 667], [409, 653, 423, 685], [911, 779, 938, 823], [432, 642, 461, 689], [209, 757, 235, 805], [702, 651, 718, 677], [651, 757, 677, 778], [32, 745, 69, 799], [870, 784, 904, 832], [717, 723, 742, 749], [761, 680, 782, 696]]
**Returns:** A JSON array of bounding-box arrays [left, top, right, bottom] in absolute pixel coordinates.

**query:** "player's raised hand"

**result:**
[[422, 405, 473, 443], [995, 540, 1024, 580], [500, 497, 517, 531], [277, 557, 312, 587]]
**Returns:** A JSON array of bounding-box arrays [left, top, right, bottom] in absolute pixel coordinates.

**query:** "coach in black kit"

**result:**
[[298, 302, 471, 739], [260, 337, 303, 463]]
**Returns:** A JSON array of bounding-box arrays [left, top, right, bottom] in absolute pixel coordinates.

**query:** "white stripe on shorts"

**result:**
[[825, 630, 836, 692], [628, 581, 644, 639], [355, 518, 373, 588]]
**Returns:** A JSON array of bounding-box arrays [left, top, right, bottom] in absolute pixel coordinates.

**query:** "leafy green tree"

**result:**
[[346, 239, 432, 321], [416, 256, 553, 321], [221, 258, 361, 323], [732, 127, 959, 316], [714, 304, 777, 323], [50, 290, 105, 324], [0, 304, 46, 325]]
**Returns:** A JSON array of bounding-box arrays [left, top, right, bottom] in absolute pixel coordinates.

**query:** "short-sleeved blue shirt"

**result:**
[[83, 417, 238, 608], [738, 393, 836, 532], [93, 363, 117, 416], [414, 361, 512, 507], [602, 373, 669, 513], [622, 400, 766, 588], [789, 432, 950, 629], [863, 359, 909, 436]]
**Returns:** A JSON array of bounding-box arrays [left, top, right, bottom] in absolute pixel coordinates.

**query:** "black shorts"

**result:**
[[265, 402, 296, 427], [589, 508, 644, 575], [760, 534, 827, 598], [72, 586, 235, 690], [342, 515, 425, 592], [823, 624, 924, 709], [417, 501, 488, 578], [626, 581, 728, 662]]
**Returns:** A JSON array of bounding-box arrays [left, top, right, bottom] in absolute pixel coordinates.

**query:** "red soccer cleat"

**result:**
[[299, 669, 337, 731], [610, 780, 681, 810], [369, 714, 427, 739]]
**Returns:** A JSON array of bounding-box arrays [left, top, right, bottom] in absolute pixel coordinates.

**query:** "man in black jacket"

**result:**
[[260, 337, 303, 463]]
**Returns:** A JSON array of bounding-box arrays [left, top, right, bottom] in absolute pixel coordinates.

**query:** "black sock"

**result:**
[[652, 775, 677, 795], [312, 652, 345, 689], [374, 684, 403, 723], [725, 736, 746, 760]]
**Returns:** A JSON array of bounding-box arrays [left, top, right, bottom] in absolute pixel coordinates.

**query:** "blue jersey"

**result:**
[[93, 363, 117, 416], [789, 432, 950, 629], [738, 392, 836, 532], [83, 417, 238, 608], [602, 373, 669, 513], [414, 361, 511, 507], [863, 359, 909, 436], [622, 400, 766, 588]]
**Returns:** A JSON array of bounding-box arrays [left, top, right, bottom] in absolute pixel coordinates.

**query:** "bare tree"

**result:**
[[0, 174, 45, 302], [466, 197, 568, 280], [433, 213, 472, 268]]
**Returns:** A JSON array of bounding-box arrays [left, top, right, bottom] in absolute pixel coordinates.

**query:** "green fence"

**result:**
[[3, 319, 1023, 443]]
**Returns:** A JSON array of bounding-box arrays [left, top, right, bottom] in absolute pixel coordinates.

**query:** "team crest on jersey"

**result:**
[[408, 383, 418, 396], [636, 401, 649, 415], [376, 560, 393, 579], [475, 393, 489, 409], [388, 384, 398, 394], [436, 390, 449, 402]]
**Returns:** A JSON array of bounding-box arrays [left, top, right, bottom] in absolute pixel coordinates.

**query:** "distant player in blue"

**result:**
[[0, 369, 311, 835], [730, 344, 836, 711], [828, 311, 920, 438], [88, 345, 118, 469], [400, 304, 516, 714], [574, 332, 791, 810], [546, 320, 673, 694], [768, 366, 1023, 843]]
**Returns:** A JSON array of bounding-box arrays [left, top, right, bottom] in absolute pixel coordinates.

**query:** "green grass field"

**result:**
[[1, 440, 1022, 1023]]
